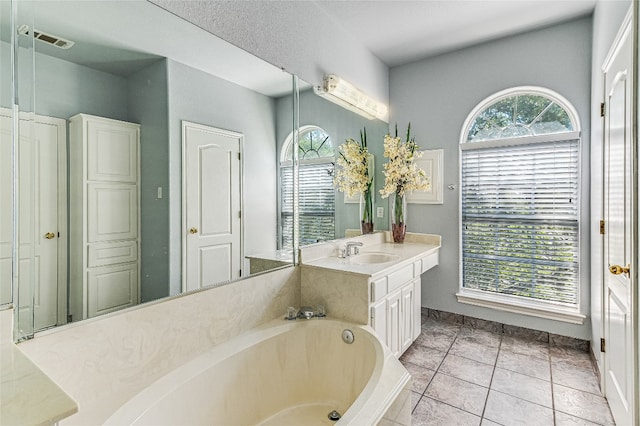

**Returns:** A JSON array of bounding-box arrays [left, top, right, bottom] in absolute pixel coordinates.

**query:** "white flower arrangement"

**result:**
[[380, 123, 431, 198], [334, 129, 375, 231], [334, 130, 373, 198]]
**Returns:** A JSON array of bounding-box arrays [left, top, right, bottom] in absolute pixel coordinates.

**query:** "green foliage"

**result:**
[[468, 94, 573, 141]]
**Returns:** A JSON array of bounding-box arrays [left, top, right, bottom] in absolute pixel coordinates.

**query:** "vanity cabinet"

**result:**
[[69, 114, 140, 320], [369, 252, 438, 358]]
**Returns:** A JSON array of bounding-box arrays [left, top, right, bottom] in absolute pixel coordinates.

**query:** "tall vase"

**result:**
[[391, 191, 406, 243], [360, 188, 374, 234]]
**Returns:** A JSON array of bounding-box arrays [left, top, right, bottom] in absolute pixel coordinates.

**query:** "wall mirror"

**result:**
[[289, 83, 390, 246], [1, 0, 297, 340]]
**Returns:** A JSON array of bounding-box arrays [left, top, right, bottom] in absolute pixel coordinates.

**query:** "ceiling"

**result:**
[[313, 0, 597, 67]]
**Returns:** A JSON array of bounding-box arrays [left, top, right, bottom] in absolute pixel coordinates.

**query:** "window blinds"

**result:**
[[281, 162, 335, 249], [461, 139, 579, 305]]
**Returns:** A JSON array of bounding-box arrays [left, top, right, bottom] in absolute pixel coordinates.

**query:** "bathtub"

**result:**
[[104, 318, 412, 425]]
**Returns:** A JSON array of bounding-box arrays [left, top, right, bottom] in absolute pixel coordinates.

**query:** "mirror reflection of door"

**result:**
[[602, 10, 635, 426], [182, 121, 242, 292], [0, 110, 67, 331]]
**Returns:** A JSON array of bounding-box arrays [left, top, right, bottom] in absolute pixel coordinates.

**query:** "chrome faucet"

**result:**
[[345, 241, 363, 257], [298, 306, 315, 319]]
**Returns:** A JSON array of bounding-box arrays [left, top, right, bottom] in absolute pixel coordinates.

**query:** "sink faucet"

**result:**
[[345, 241, 363, 257]]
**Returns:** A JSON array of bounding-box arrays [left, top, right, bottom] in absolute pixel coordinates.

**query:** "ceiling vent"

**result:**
[[17, 25, 75, 50]]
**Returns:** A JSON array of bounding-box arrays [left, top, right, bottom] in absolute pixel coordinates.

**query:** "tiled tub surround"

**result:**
[[106, 318, 411, 425], [405, 312, 615, 425], [17, 267, 300, 425]]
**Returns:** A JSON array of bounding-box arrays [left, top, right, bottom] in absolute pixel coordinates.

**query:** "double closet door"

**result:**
[[69, 114, 140, 320], [0, 111, 67, 331]]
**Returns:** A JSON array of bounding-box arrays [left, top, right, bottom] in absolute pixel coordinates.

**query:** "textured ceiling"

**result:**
[[313, 0, 597, 66]]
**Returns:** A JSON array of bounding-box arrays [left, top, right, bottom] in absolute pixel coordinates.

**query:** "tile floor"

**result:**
[[401, 315, 616, 425]]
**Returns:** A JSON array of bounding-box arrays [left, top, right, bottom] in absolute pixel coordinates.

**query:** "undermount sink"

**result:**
[[349, 252, 400, 265]]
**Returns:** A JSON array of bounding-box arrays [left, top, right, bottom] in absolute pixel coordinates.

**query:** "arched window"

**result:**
[[280, 126, 335, 249], [459, 87, 582, 317]]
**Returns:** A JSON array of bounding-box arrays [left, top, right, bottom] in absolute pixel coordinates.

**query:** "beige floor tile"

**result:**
[[400, 344, 446, 371], [439, 353, 495, 387], [449, 338, 499, 365], [484, 390, 554, 426], [401, 361, 436, 394], [551, 362, 601, 395], [425, 373, 488, 416], [496, 350, 551, 381], [412, 396, 481, 426], [491, 368, 552, 407], [553, 384, 615, 425]]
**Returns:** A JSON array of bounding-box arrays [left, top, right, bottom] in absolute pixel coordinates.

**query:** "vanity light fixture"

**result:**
[[314, 75, 388, 122]]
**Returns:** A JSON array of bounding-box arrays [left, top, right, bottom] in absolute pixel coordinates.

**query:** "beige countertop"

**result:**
[[1, 343, 77, 425], [301, 232, 441, 278]]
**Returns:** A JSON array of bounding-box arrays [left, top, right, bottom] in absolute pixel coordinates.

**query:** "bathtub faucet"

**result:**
[[298, 306, 315, 319], [345, 241, 363, 256]]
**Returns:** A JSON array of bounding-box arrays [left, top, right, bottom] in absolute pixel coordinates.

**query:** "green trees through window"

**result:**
[[461, 88, 580, 307]]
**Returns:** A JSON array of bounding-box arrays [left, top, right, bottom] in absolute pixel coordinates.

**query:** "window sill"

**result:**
[[456, 290, 585, 325]]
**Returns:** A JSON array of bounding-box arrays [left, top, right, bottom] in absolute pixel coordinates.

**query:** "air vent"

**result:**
[[17, 25, 74, 50]]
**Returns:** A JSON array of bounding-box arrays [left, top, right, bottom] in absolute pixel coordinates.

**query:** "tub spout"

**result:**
[[298, 306, 315, 319]]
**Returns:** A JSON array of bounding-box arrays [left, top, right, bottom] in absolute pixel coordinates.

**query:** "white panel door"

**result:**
[[602, 11, 635, 426], [0, 113, 66, 331], [183, 122, 242, 292]]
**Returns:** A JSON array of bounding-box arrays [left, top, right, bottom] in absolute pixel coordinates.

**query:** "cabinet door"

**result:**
[[413, 277, 422, 340], [87, 119, 138, 183], [401, 281, 415, 353], [87, 262, 138, 318], [371, 298, 387, 344], [386, 289, 402, 358], [87, 183, 138, 242]]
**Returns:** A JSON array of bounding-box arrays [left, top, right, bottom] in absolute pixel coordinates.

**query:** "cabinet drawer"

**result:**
[[371, 277, 387, 302], [88, 241, 138, 267], [421, 252, 439, 273], [387, 264, 415, 292]]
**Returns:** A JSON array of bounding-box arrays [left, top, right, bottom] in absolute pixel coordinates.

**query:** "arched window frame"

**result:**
[[457, 86, 585, 323], [279, 125, 335, 250]]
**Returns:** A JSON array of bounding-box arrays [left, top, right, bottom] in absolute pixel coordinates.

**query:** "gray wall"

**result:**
[[298, 89, 389, 238], [390, 17, 593, 339], [166, 59, 279, 295], [588, 0, 631, 367], [274, 88, 389, 246], [127, 59, 170, 303], [149, 0, 389, 107]]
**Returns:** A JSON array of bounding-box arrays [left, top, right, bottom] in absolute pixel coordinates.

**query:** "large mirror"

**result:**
[[1, 0, 391, 341], [1, 0, 296, 338]]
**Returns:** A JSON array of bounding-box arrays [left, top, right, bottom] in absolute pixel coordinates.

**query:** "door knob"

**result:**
[[189, 227, 198, 234], [44, 232, 55, 239], [609, 264, 630, 276]]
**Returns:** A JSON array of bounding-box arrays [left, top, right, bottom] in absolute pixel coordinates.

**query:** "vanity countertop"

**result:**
[[1, 343, 77, 425], [301, 232, 441, 278]]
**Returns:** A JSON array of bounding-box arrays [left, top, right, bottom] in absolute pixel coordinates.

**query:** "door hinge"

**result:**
[[67, 314, 72, 323], [600, 102, 605, 117], [238, 152, 241, 160], [600, 220, 605, 235], [600, 338, 606, 353], [238, 210, 241, 219]]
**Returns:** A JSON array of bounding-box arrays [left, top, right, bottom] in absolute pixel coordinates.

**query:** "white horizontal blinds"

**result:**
[[461, 138, 579, 305], [281, 162, 335, 249]]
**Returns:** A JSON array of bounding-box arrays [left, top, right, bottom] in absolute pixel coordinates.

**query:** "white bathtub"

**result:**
[[105, 318, 412, 425]]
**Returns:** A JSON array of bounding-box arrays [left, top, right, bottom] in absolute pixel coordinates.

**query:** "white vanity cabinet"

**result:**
[[369, 251, 438, 357], [69, 114, 140, 320]]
